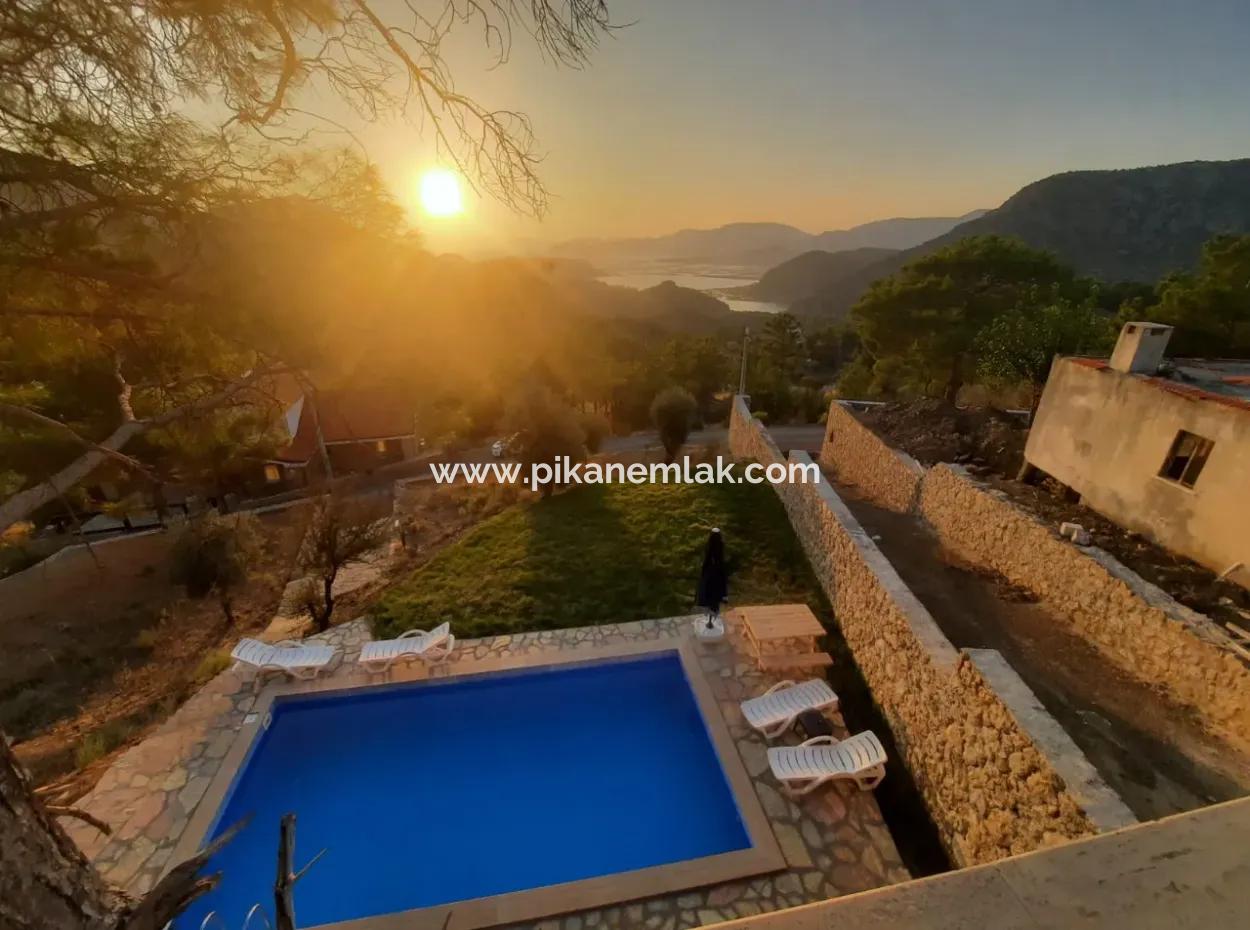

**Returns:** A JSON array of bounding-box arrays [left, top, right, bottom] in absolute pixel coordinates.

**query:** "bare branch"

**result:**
[[113, 354, 136, 423], [0, 304, 153, 323], [0, 402, 156, 480], [0, 367, 285, 534], [46, 806, 113, 836], [116, 816, 251, 930]]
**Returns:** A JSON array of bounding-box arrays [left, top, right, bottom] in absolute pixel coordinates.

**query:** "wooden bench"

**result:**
[[756, 651, 833, 672]]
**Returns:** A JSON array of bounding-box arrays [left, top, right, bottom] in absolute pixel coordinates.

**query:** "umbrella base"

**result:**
[[693, 614, 726, 645]]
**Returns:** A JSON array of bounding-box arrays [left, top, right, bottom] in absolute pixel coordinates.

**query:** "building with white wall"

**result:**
[[1023, 323, 1250, 586]]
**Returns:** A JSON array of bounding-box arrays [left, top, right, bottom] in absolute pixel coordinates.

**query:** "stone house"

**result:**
[[1023, 322, 1250, 587]]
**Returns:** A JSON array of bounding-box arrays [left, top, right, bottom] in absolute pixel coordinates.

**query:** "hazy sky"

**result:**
[[345, 0, 1250, 252]]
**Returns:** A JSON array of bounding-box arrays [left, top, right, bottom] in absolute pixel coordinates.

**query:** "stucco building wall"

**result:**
[[728, 400, 1108, 866], [1024, 357, 1250, 580]]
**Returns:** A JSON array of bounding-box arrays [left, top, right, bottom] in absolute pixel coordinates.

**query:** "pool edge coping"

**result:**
[[169, 635, 787, 930]]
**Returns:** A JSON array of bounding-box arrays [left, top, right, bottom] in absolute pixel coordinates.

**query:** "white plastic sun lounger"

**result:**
[[230, 638, 336, 681], [357, 622, 455, 673], [740, 679, 838, 740], [767, 730, 887, 795]]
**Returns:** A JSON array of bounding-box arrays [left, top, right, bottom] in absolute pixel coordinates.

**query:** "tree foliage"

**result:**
[[503, 385, 587, 495], [579, 410, 610, 454], [850, 236, 1078, 400], [298, 492, 386, 632], [974, 296, 1116, 406], [743, 313, 809, 420], [0, 4, 623, 929], [651, 387, 697, 463], [1145, 234, 1250, 357], [170, 512, 262, 626], [0, 1, 616, 535], [613, 334, 732, 431]]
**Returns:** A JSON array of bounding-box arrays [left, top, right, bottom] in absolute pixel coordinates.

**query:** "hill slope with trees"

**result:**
[[796, 158, 1250, 323], [723, 247, 897, 303]]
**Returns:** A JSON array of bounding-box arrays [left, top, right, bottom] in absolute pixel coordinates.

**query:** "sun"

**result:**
[[418, 168, 464, 217]]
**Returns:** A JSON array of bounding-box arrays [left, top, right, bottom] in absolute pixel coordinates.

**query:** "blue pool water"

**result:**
[[178, 653, 749, 928]]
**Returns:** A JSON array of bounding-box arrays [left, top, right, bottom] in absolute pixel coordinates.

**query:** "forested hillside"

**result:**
[[794, 158, 1250, 323]]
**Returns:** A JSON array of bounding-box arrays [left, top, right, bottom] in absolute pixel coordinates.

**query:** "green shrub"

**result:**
[[132, 628, 161, 650], [170, 513, 261, 626], [580, 411, 610, 454], [650, 386, 697, 462], [503, 385, 587, 495], [75, 719, 134, 769], [192, 649, 233, 685], [794, 386, 828, 423]]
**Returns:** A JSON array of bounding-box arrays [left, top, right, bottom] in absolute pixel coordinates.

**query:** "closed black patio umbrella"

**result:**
[[695, 527, 729, 630]]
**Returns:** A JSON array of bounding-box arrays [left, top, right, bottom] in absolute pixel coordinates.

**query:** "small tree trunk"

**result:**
[[219, 591, 235, 628], [317, 572, 335, 632], [275, 815, 297, 930], [943, 356, 963, 404], [0, 736, 122, 929], [152, 483, 168, 526], [1, 734, 246, 930]]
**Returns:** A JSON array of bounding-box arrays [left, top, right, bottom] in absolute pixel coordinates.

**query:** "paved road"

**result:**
[[603, 425, 824, 455]]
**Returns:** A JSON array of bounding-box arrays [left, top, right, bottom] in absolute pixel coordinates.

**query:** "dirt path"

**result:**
[[834, 481, 1250, 821]]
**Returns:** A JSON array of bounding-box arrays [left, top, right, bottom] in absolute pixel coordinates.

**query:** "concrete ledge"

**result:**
[[699, 794, 1250, 930], [965, 649, 1136, 833]]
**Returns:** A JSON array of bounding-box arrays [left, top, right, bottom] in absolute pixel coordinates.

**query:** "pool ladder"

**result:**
[[198, 903, 272, 930]]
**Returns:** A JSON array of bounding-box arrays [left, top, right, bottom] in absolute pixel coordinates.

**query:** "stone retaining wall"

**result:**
[[728, 399, 1103, 866], [811, 395, 1250, 755], [819, 402, 924, 513], [730, 396, 786, 467], [919, 463, 1250, 752]]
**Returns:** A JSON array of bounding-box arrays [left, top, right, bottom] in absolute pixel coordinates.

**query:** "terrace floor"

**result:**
[[61, 614, 908, 930]]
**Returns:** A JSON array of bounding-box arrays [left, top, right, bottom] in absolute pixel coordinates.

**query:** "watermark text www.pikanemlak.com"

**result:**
[[429, 456, 820, 494]]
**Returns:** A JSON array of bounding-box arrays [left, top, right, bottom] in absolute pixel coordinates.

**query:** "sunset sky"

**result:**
[[347, 0, 1250, 253]]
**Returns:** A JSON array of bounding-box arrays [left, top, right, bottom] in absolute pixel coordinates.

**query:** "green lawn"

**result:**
[[372, 481, 827, 639]]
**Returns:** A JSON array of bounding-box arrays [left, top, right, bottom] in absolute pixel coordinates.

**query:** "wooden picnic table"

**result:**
[[737, 603, 825, 659]]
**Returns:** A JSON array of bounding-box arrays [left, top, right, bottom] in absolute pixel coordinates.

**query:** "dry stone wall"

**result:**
[[728, 399, 1102, 866], [919, 464, 1250, 752], [811, 395, 1250, 755], [729, 396, 785, 466], [819, 402, 924, 513]]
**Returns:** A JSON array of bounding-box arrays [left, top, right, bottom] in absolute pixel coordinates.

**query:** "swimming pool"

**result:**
[[179, 651, 754, 928]]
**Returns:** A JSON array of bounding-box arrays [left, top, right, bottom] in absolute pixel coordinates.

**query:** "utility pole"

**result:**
[[738, 327, 750, 397]]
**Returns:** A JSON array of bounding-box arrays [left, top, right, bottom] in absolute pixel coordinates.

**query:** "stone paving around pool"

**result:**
[[62, 614, 909, 929]]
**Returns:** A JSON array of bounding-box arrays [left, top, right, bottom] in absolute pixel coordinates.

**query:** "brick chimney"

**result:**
[[1109, 322, 1173, 374]]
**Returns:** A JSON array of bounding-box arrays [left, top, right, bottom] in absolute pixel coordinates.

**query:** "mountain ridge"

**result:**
[[721, 247, 898, 304], [549, 212, 986, 272], [790, 157, 1250, 323]]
